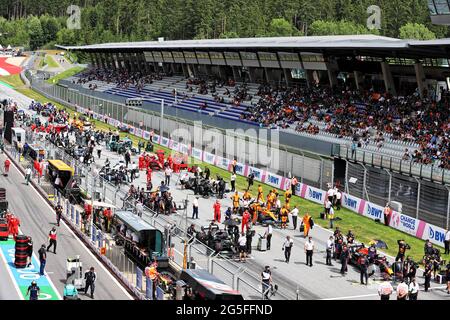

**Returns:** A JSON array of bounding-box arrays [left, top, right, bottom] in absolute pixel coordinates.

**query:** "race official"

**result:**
[[282, 236, 294, 263], [304, 237, 314, 267], [326, 236, 333, 266], [378, 281, 393, 300]]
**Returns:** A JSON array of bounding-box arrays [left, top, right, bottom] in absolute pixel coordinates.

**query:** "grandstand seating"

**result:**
[[67, 72, 449, 169]]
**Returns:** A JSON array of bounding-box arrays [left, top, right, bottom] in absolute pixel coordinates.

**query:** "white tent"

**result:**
[[6, 45, 11, 50], [0, 45, 3, 50]]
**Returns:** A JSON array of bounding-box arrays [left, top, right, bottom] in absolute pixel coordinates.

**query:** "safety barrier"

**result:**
[[72, 104, 450, 245]]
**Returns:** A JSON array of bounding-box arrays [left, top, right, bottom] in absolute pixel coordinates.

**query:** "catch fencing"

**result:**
[[17, 128, 292, 300]]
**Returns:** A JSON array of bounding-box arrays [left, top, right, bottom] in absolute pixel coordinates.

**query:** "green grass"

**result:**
[[46, 66, 86, 84], [45, 55, 59, 68], [0, 74, 25, 88], [5, 74, 437, 264]]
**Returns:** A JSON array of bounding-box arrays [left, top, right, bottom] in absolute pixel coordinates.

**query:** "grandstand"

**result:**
[[59, 35, 450, 167]]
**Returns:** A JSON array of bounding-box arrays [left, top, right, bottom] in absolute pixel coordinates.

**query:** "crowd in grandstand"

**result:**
[[72, 68, 450, 169], [75, 68, 169, 93], [241, 85, 450, 169]]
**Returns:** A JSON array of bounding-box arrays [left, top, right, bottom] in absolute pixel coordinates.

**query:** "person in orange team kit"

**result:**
[[257, 185, 264, 203], [284, 189, 292, 210], [231, 192, 240, 214], [280, 206, 289, 229], [213, 200, 221, 223], [302, 213, 311, 237], [242, 190, 252, 201]]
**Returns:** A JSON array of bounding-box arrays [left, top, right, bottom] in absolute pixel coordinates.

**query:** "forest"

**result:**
[[0, 0, 447, 50]]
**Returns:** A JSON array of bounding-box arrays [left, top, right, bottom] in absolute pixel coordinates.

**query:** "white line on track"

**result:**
[[7, 156, 134, 300], [0, 246, 24, 300], [321, 293, 379, 300]]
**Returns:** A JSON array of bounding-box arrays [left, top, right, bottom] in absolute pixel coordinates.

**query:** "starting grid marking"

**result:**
[[0, 239, 61, 300]]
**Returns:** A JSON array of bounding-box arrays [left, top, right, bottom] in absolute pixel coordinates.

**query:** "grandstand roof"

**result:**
[[57, 35, 450, 59]]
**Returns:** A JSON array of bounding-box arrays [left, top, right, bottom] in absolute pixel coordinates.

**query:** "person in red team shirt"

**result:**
[[213, 200, 221, 223], [4, 158, 11, 175]]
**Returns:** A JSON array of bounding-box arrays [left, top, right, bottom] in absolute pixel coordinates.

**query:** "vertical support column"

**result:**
[[305, 69, 314, 88], [232, 66, 239, 81], [283, 68, 293, 87], [447, 190, 450, 229], [326, 63, 338, 88], [380, 61, 397, 96], [415, 178, 421, 219], [248, 67, 254, 83], [354, 71, 363, 90], [414, 61, 426, 98]]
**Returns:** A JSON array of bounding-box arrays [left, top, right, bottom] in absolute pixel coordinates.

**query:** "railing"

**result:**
[[29, 128, 293, 300], [335, 144, 450, 185]]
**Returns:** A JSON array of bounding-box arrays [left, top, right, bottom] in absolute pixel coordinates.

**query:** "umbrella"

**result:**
[[369, 239, 388, 249]]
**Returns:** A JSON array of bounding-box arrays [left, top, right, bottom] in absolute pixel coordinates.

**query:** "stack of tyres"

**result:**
[[0, 218, 8, 240], [0, 188, 6, 218], [14, 235, 29, 268]]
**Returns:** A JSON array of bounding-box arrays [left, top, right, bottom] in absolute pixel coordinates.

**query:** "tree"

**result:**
[[266, 18, 300, 37], [309, 20, 378, 36], [219, 31, 239, 39], [56, 28, 77, 45], [399, 23, 436, 40], [26, 16, 45, 50]]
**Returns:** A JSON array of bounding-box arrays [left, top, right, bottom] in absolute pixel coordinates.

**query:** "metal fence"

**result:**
[[19, 129, 293, 300], [5, 135, 167, 300], [30, 78, 333, 190]]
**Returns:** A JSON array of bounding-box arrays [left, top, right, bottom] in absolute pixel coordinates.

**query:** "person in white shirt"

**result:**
[[282, 236, 294, 263], [290, 206, 299, 230], [265, 224, 273, 250], [396, 280, 409, 300], [304, 237, 314, 267], [378, 281, 393, 300], [164, 166, 172, 185], [327, 187, 335, 203], [324, 199, 332, 217], [130, 162, 138, 182], [326, 235, 334, 266], [192, 197, 199, 219], [408, 278, 419, 300], [238, 233, 247, 262], [335, 189, 342, 210], [230, 173, 236, 192], [25, 166, 32, 185]]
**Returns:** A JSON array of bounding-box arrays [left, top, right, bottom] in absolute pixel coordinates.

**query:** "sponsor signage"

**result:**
[[423, 224, 447, 247], [191, 148, 203, 160], [203, 152, 216, 165], [234, 162, 246, 176], [264, 172, 283, 189], [216, 156, 230, 170], [160, 137, 169, 147], [363, 202, 385, 223], [342, 193, 361, 212], [305, 186, 326, 204], [247, 167, 264, 182], [389, 211, 420, 236]]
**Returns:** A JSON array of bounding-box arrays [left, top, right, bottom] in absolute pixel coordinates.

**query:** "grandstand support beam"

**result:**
[[414, 62, 426, 98], [326, 63, 338, 88], [354, 71, 363, 90], [232, 67, 239, 81], [446, 186, 450, 229], [248, 67, 255, 83], [305, 70, 314, 88], [181, 64, 189, 78], [380, 61, 397, 96], [384, 169, 392, 203], [414, 177, 421, 219]]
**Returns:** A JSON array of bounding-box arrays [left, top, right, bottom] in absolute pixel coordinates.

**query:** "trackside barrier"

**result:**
[[74, 105, 448, 247], [20, 122, 297, 300]]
